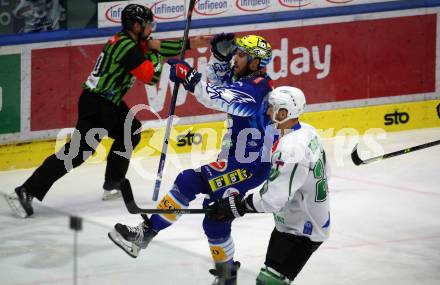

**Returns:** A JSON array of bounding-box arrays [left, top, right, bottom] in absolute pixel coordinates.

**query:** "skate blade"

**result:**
[[3, 193, 29, 219], [108, 230, 140, 258], [102, 190, 122, 201]]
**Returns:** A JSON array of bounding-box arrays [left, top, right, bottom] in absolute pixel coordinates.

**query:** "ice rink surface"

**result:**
[[1, 127, 439, 285]]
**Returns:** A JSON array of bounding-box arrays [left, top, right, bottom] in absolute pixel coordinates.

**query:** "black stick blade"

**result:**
[[351, 144, 364, 166], [351, 139, 440, 166], [120, 178, 211, 214]]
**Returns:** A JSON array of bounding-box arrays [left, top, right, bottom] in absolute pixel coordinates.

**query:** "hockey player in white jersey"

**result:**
[[208, 86, 330, 284]]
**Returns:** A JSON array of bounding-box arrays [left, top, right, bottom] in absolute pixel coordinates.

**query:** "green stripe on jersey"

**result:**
[[159, 39, 184, 57], [115, 40, 135, 62], [288, 164, 299, 196], [83, 32, 137, 105]]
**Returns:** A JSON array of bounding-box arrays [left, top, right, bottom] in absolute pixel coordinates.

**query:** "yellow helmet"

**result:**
[[235, 35, 272, 68]]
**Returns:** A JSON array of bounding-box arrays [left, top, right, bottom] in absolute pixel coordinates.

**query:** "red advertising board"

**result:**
[[31, 44, 217, 131], [260, 14, 436, 104], [31, 14, 436, 131]]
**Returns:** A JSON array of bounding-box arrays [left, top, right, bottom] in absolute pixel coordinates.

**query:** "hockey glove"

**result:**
[[207, 193, 247, 222], [145, 50, 163, 85], [167, 58, 201, 92], [211, 33, 235, 62]]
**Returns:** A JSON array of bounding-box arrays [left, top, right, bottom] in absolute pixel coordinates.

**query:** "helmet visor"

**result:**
[[144, 20, 157, 31]]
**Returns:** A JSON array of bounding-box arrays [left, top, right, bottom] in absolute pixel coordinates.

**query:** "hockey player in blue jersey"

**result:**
[[108, 33, 274, 284]]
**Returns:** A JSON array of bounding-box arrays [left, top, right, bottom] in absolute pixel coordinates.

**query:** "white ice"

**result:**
[[1, 127, 439, 285]]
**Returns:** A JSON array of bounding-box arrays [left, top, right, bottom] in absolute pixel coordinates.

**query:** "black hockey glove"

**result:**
[[167, 58, 201, 92], [207, 193, 247, 222], [211, 33, 235, 62]]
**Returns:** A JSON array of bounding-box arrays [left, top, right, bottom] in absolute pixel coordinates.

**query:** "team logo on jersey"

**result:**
[[206, 84, 256, 105], [208, 160, 228, 172]]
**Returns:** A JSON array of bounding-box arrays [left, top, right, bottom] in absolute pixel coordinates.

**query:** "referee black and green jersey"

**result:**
[[83, 31, 155, 105], [83, 32, 187, 105]]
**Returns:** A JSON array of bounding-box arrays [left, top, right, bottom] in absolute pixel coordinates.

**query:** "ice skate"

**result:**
[[102, 189, 122, 200], [209, 261, 241, 285], [102, 181, 122, 201], [5, 186, 34, 218], [108, 218, 157, 258]]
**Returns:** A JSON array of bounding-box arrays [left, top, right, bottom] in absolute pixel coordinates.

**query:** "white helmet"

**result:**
[[268, 86, 306, 124]]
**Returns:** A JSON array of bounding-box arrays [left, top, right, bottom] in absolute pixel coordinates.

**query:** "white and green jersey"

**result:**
[[252, 122, 330, 242]]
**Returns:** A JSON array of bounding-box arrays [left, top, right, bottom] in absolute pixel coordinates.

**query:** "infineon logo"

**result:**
[[236, 0, 271, 12], [195, 0, 229, 16], [278, 0, 312, 8], [151, 0, 185, 20], [105, 4, 124, 24]]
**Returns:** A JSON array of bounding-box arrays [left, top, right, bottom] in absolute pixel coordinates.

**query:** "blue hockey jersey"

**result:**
[[192, 57, 274, 163]]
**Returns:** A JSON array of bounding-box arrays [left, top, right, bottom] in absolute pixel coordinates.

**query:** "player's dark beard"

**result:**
[[137, 22, 150, 43], [233, 63, 250, 78], [237, 62, 259, 78], [137, 32, 145, 43]]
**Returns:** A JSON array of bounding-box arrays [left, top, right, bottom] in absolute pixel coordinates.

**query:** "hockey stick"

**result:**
[[120, 179, 211, 214], [351, 139, 440, 166], [152, 0, 196, 201]]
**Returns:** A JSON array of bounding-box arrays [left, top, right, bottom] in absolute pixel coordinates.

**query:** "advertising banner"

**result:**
[[30, 43, 219, 131], [263, 14, 436, 104], [302, 100, 440, 136], [0, 54, 21, 134], [97, 0, 395, 28], [30, 14, 436, 131]]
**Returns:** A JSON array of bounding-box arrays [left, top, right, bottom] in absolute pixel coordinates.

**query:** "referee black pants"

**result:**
[[22, 91, 141, 201]]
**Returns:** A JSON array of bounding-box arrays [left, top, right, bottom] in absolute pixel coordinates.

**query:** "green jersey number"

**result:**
[[314, 151, 328, 202]]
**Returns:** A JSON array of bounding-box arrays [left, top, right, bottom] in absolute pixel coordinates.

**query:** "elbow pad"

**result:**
[[130, 60, 154, 84]]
